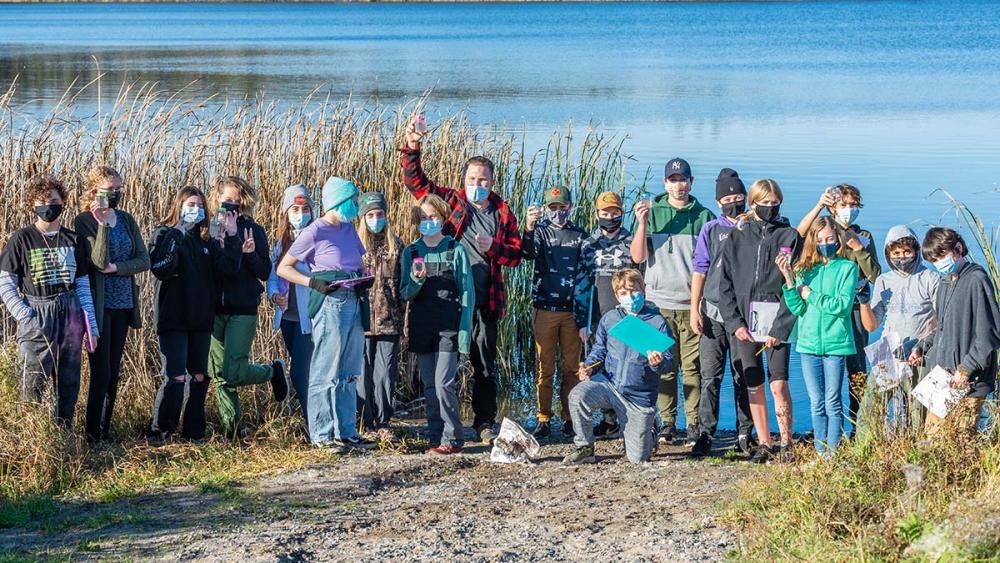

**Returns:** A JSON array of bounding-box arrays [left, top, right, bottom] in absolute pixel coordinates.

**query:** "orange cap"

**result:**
[[595, 191, 623, 211]]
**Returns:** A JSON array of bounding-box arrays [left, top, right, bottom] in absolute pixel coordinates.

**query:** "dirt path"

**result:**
[[1, 436, 750, 562]]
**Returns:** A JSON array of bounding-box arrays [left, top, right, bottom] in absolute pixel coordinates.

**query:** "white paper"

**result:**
[[865, 332, 909, 390], [748, 301, 780, 343], [911, 365, 969, 419], [489, 418, 541, 464]]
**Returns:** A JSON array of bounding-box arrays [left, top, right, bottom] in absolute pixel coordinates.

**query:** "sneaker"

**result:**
[[657, 424, 677, 445], [533, 421, 551, 439], [748, 445, 776, 464], [691, 433, 713, 457], [476, 424, 498, 445], [270, 359, 288, 402], [776, 442, 795, 463], [317, 441, 349, 454], [561, 420, 575, 437], [594, 421, 622, 441], [562, 445, 597, 465], [427, 444, 463, 455], [685, 426, 700, 447], [736, 433, 758, 455], [593, 420, 611, 438], [337, 435, 377, 450]]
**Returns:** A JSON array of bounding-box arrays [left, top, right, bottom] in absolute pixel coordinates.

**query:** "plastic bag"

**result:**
[[489, 418, 541, 464]]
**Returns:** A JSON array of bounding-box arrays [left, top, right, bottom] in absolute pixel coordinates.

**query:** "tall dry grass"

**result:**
[[0, 78, 641, 503]]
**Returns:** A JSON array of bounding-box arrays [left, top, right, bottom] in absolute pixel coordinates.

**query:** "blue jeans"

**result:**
[[800, 353, 846, 454], [308, 288, 364, 444], [280, 318, 314, 424]]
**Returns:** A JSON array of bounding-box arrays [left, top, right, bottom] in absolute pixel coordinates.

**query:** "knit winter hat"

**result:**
[[321, 176, 359, 213], [359, 192, 388, 216], [282, 184, 313, 214], [715, 168, 746, 201]]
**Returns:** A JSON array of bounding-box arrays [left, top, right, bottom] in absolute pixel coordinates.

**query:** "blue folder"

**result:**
[[607, 314, 676, 355]]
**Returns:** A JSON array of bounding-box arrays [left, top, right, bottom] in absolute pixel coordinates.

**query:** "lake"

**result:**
[[2, 1, 1000, 432]]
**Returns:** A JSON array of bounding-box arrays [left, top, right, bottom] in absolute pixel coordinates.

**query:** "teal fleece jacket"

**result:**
[[783, 257, 859, 356]]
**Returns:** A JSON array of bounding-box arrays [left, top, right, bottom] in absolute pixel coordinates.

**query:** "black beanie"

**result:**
[[715, 168, 746, 200]]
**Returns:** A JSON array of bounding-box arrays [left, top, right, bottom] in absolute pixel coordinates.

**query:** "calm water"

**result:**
[[3, 1, 1000, 431]]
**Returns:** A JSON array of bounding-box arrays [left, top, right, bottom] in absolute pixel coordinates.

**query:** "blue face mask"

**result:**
[[933, 254, 959, 277], [817, 241, 840, 258], [289, 212, 311, 230], [181, 206, 205, 224], [419, 219, 442, 237], [835, 207, 859, 226], [366, 215, 386, 233], [465, 185, 490, 204], [617, 291, 644, 313], [334, 199, 359, 222]]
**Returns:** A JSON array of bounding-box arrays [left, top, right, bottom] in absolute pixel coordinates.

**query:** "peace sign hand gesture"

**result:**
[[242, 228, 255, 254]]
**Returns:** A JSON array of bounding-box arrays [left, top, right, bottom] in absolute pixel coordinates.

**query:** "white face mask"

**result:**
[[835, 207, 859, 226]]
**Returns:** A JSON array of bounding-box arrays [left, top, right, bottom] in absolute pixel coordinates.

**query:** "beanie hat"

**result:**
[[321, 176, 359, 213], [282, 184, 313, 214], [359, 192, 388, 216], [715, 168, 746, 201]]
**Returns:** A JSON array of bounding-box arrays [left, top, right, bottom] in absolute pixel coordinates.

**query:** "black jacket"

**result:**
[[217, 216, 271, 316], [718, 217, 803, 341], [521, 220, 587, 314], [149, 226, 241, 333]]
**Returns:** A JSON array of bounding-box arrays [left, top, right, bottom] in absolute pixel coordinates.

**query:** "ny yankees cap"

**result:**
[[664, 157, 692, 179]]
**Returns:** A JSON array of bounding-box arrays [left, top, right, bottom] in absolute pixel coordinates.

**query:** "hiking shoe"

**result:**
[[533, 421, 551, 439], [476, 424, 498, 445], [337, 435, 377, 450], [562, 446, 597, 465], [427, 444, 463, 455], [685, 426, 700, 447], [657, 424, 677, 445], [748, 445, 776, 464], [736, 433, 758, 455], [776, 442, 795, 464], [561, 420, 575, 437], [691, 433, 713, 457], [317, 441, 349, 454], [594, 420, 622, 441], [270, 359, 288, 402]]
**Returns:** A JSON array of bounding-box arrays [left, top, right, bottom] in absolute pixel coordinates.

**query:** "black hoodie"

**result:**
[[217, 216, 272, 316], [148, 226, 241, 333], [718, 217, 803, 341]]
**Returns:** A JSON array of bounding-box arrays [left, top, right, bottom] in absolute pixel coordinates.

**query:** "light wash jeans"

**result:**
[[308, 287, 364, 444], [800, 353, 846, 454], [569, 375, 657, 464]]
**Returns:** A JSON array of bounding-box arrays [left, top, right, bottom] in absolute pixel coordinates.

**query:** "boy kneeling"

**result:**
[[564, 269, 675, 465]]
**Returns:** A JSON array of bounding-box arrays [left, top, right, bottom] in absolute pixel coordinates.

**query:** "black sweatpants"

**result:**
[[470, 308, 500, 430], [697, 317, 753, 437]]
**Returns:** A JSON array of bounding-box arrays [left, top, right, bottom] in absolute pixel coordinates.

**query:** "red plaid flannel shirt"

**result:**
[[400, 146, 522, 319]]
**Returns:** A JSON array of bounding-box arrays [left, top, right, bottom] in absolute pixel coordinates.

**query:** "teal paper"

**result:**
[[607, 314, 676, 355]]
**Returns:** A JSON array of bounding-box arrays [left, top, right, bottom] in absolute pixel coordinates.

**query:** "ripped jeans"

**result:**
[[308, 287, 365, 444]]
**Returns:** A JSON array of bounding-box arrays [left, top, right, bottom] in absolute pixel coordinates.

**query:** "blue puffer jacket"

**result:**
[[582, 303, 675, 408]]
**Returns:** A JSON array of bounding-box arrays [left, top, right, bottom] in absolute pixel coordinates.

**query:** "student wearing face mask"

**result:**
[[564, 268, 674, 465], [0, 174, 99, 428], [778, 217, 858, 457], [523, 186, 588, 439], [717, 179, 802, 463], [797, 184, 880, 436], [148, 186, 241, 441], [278, 176, 375, 452], [356, 192, 404, 439], [908, 228, 1000, 437], [74, 165, 150, 442], [267, 184, 316, 433], [208, 176, 287, 439], [572, 191, 635, 439], [402, 116, 522, 445], [630, 157, 715, 446], [857, 226, 939, 434], [689, 168, 752, 456], [400, 194, 475, 455]]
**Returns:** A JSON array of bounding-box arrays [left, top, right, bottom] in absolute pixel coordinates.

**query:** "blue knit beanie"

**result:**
[[321, 176, 359, 213]]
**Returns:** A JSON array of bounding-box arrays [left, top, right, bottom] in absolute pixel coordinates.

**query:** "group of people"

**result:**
[[2, 116, 998, 465]]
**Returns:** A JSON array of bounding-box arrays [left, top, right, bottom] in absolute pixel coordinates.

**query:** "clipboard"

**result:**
[[748, 301, 780, 343], [607, 314, 676, 355], [331, 274, 375, 289]]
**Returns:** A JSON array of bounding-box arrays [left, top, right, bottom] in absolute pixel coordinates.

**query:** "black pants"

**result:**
[[846, 306, 869, 432], [732, 338, 791, 388], [470, 307, 499, 429], [85, 308, 131, 441], [153, 330, 212, 440], [697, 317, 752, 437]]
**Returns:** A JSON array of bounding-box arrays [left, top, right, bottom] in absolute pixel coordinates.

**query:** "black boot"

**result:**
[[155, 378, 186, 436], [182, 377, 210, 441]]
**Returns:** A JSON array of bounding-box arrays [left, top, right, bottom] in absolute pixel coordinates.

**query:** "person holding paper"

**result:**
[[357, 191, 405, 438], [0, 174, 99, 429], [717, 179, 801, 464], [268, 184, 316, 431], [779, 216, 859, 456], [400, 194, 475, 455], [908, 227, 1000, 436], [277, 177, 376, 453], [796, 184, 880, 437], [74, 165, 150, 443], [564, 269, 674, 465]]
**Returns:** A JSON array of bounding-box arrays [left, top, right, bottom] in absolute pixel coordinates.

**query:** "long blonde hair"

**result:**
[[735, 178, 784, 225], [212, 176, 257, 217], [795, 216, 849, 275], [358, 211, 400, 255]]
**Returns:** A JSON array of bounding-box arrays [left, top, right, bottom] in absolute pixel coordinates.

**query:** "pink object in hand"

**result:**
[[413, 257, 426, 275]]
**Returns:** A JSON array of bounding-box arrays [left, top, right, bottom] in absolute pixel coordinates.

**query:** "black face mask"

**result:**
[[107, 191, 121, 209], [755, 203, 781, 223], [598, 215, 623, 232], [721, 201, 746, 219], [34, 204, 64, 223], [890, 256, 917, 272], [221, 202, 241, 214]]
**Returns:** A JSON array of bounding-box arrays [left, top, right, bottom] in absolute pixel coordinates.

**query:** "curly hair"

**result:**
[[79, 165, 123, 210], [25, 174, 67, 212]]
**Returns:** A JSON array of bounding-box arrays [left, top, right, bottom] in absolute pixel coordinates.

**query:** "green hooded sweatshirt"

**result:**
[[642, 194, 715, 310], [783, 256, 859, 356]]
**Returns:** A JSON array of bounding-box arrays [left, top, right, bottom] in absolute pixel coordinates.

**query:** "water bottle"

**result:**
[[414, 115, 428, 134], [779, 246, 793, 260], [210, 207, 226, 238], [413, 257, 426, 277]]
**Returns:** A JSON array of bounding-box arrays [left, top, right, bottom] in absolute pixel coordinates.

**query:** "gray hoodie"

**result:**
[[870, 226, 939, 356]]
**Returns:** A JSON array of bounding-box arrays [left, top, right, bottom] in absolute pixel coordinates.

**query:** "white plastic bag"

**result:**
[[489, 418, 541, 464], [911, 365, 969, 419]]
